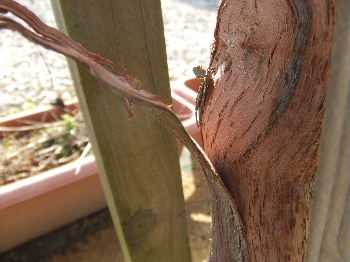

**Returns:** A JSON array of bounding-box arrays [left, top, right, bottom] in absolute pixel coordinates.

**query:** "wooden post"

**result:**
[[51, 1, 191, 261], [306, 0, 349, 260]]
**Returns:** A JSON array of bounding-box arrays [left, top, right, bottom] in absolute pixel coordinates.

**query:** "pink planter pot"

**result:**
[[0, 83, 200, 253], [0, 156, 104, 252], [172, 78, 202, 146], [0, 102, 79, 138]]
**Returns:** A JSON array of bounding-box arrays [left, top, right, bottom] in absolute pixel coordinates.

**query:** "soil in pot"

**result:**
[[0, 110, 88, 185]]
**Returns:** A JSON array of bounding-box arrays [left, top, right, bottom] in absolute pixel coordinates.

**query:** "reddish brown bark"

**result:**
[[202, 0, 336, 261]]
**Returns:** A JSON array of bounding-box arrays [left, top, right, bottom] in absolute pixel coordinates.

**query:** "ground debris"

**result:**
[[0, 112, 89, 186]]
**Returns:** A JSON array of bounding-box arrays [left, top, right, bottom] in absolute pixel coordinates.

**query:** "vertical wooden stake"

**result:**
[[51, 1, 191, 261], [306, 0, 349, 260]]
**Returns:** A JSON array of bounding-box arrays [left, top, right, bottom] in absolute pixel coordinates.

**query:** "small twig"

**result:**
[[0, 121, 64, 132], [31, 153, 56, 173], [35, 144, 59, 157], [35, 44, 55, 92], [74, 142, 91, 175], [56, 151, 80, 165], [5, 131, 70, 159]]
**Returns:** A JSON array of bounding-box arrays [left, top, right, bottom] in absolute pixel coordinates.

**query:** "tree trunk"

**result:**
[[202, 0, 336, 261]]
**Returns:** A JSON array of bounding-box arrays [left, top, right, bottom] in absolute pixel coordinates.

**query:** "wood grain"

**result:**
[[306, 0, 350, 260], [50, 1, 191, 261]]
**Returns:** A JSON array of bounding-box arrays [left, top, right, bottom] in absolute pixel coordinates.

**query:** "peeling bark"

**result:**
[[202, 0, 336, 261]]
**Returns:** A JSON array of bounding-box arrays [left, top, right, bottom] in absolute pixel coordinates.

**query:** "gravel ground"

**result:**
[[0, 0, 218, 116]]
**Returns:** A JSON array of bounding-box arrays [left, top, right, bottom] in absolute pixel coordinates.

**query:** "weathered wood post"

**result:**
[[306, 0, 349, 260], [51, 1, 191, 261]]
